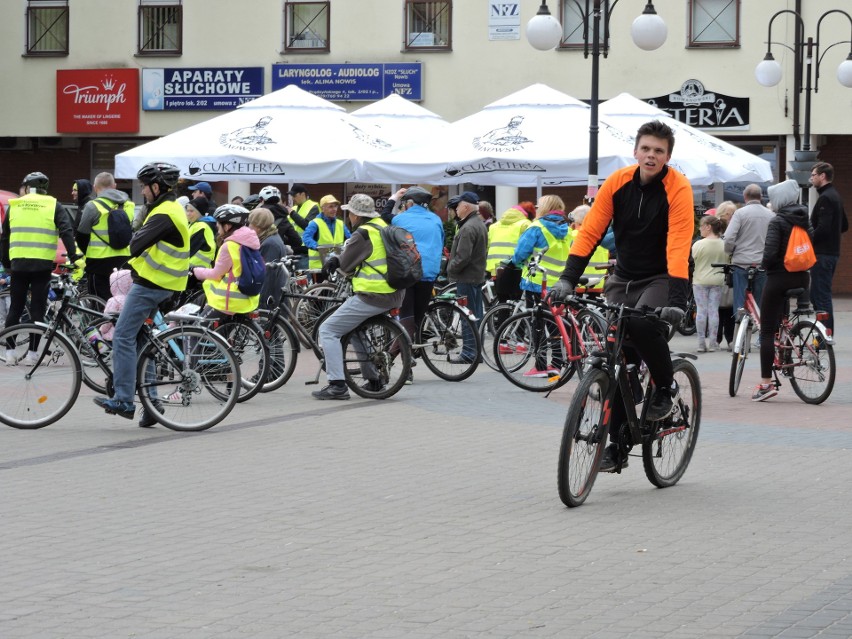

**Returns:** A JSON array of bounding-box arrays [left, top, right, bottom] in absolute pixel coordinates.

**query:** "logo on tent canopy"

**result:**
[[186, 159, 286, 177], [472, 116, 532, 153], [445, 160, 545, 178], [219, 116, 276, 151]]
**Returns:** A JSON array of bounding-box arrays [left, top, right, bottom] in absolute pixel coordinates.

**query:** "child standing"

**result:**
[[691, 215, 727, 352]]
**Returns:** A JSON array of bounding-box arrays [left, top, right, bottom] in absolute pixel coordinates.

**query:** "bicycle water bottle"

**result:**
[[84, 326, 108, 355]]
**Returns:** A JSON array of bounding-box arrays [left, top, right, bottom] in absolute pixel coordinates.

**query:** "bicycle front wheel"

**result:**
[[493, 309, 571, 392], [479, 302, 518, 372], [572, 308, 608, 380], [787, 320, 835, 404], [728, 319, 752, 397], [417, 301, 480, 381], [557, 368, 610, 507], [0, 324, 82, 429], [137, 325, 240, 432], [295, 283, 339, 347], [213, 318, 269, 403], [642, 359, 701, 488], [343, 315, 412, 400], [257, 310, 299, 393]]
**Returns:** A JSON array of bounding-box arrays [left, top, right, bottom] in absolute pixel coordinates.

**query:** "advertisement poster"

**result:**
[[142, 67, 264, 111], [56, 68, 139, 133]]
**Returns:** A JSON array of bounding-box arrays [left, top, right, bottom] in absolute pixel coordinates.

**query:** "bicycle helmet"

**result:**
[[22, 171, 50, 193], [241, 194, 262, 211], [259, 185, 281, 204], [136, 162, 180, 188], [400, 186, 433, 206], [213, 204, 250, 227]]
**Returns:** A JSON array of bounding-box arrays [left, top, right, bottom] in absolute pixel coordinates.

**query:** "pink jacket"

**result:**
[[192, 226, 260, 282]]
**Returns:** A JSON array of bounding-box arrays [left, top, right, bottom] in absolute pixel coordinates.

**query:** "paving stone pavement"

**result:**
[[2, 298, 851, 638]]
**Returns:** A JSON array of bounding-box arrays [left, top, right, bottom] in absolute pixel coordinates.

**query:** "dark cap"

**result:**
[[189, 181, 212, 195], [186, 197, 209, 216], [458, 191, 480, 205], [288, 183, 309, 196]]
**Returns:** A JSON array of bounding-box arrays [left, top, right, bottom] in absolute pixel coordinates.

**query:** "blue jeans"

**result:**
[[732, 266, 765, 314], [111, 284, 173, 403], [810, 254, 838, 331], [456, 282, 483, 361]]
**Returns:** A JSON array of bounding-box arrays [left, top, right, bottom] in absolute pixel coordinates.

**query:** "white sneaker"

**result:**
[[4, 349, 17, 366], [24, 350, 39, 365]]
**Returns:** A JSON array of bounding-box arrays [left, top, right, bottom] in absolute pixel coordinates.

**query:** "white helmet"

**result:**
[[259, 185, 281, 203]]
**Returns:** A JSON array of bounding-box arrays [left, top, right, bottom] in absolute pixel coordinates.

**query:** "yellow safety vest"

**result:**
[[354, 220, 395, 294], [128, 200, 190, 291], [189, 221, 216, 268], [569, 228, 610, 290], [86, 198, 134, 260], [293, 199, 319, 237], [202, 240, 260, 313], [308, 216, 346, 270], [486, 219, 530, 273], [8, 194, 59, 262], [523, 221, 570, 288]]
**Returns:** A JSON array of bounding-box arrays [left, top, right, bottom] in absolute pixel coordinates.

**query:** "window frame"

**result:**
[[688, 0, 740, 49], [284, 1, 330, 53], [137, 1, 183, 57], [558, 0, 588, 50], [404, 0, 452, 52], [25, 0, 69, 57]]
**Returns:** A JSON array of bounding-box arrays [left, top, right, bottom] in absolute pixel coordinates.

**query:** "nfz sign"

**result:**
[[489, 2, 520, 40]]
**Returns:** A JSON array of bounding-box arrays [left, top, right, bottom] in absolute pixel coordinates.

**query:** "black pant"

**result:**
[[717, 306, 735, 345], [4, 269, 52, 351], [758, 271, 810, 378], [400, 280, 434, 341]]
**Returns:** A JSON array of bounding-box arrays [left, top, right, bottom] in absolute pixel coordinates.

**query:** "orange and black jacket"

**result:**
[[561, 164, 695, 309]]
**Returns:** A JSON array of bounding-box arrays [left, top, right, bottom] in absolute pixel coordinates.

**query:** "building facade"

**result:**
[[1, 0, 850, 288]]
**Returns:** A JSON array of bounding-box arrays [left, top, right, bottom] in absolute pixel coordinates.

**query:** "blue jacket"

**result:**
[[392, 204, 445, 281], [511, 214, 570, 293]]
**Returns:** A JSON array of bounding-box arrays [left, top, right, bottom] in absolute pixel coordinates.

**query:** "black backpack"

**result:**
[[92, 198, 133, 250], [364, 223, 422, 290], [237, 244, 266, 296]]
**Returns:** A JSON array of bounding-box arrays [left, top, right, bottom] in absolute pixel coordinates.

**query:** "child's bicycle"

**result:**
[[557, 296, 701, 507], [0, 265, 240, 431], [713, 263, 835, 404]]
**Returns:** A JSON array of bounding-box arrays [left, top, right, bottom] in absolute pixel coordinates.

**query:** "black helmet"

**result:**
[[242, 194, 262, 211], [213, 204, 250, 227], [22, 171, 49, 193], [401, 186, 433, 206], [136, 162, 180, 188]]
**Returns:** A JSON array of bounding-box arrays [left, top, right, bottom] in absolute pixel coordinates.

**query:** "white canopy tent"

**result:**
[[114, 85, 397, 184], [350, 93, 448, 145]]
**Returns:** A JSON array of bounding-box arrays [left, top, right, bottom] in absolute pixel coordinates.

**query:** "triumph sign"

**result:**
[[57, 69, 139, 133]]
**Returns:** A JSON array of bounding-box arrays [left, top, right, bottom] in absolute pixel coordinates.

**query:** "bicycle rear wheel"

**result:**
[[213, 318, 269, 403], [0, 324, 82, 429], [137, 325, 240, 432], [728, 319, 752, 397], [787, 320, 835, 404], [343, 315, 412, 399], [479, 302, 519, 372], [677, 292, 697, 336], [557, 368, 610, 507], [493, 309, 572, 392], [417, 301, 480, 381], [257, 310, 299, 392], [642, 359, 701, 488]]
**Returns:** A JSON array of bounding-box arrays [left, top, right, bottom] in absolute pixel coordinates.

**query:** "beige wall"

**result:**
[[0, 0, 850, 139]]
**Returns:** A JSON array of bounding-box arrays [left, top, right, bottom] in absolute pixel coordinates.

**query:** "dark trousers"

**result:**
[[4, 269, 52, 351], [87, 272, 113, 301], [400, 280, 435, 341], [809, 254, 838, 332], [758, 271, 810, 378]]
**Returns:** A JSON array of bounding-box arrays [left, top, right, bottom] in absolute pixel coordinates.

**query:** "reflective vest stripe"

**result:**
[[308, 218, 345, 269], [353, 221, 395, 294], [128, 200, 190, 291], [189, 223, 215, 268], [486, 219, 529, 272], [201, 241, 259, 313], [86, 199, 133, 259], [293, 200, 319, 237], [524, 222, 570, 287], [8, 195, 59, 261]]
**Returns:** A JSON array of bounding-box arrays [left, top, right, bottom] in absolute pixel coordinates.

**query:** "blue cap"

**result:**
[[189, 182, 212, 195]]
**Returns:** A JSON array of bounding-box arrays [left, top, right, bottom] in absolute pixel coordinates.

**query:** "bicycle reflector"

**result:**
[[816, 311, 829, 322], [456, 296, 468, 307]]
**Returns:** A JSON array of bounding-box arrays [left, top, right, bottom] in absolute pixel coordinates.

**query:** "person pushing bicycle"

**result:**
[[550, 120, 695, 472]]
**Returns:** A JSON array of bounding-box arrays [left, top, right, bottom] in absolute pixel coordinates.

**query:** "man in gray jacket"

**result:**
[[447, 191, 487, 362], [724, 184, 774, 311]]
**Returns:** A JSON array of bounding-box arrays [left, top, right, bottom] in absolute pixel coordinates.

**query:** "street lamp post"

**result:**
[[526, 1, 667, 200], [755, 9, 852, 202]]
